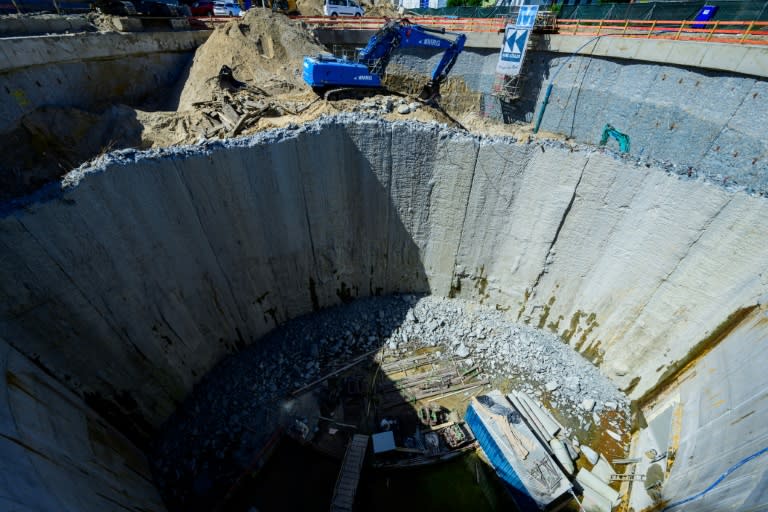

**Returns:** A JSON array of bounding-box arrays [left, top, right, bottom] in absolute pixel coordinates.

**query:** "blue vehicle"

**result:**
[[692, 5, 718, 29], [302, 19, 466, 100]]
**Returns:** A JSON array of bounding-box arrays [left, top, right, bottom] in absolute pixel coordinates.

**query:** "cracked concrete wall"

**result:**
[[389, 47, 768, 194], [0, 118, 766, 510], [511, 52, 768, 194]]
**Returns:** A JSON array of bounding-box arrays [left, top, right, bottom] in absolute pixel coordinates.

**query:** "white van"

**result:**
[[324, 0, 364, 17]]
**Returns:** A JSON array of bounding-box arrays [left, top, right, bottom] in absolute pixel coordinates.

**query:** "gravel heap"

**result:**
[[151, 294, 630, 511]]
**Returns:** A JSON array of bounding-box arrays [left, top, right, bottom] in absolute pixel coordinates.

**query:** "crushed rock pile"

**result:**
[[152, 294, 630, 511], [177, 9, 326, 110]]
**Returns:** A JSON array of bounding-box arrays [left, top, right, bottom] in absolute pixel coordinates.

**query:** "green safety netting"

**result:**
[[558, 0, 768, 21]]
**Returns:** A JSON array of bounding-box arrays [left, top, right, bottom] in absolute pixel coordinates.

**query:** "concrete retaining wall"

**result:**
[[0, 14, 94, 38], [383, 43, 768, 194], [0, 337, 165, 512], [0, 30, 209, 132], [0, 118, 766, 510], [517, 52, 768, 194], [1, 114, 766, 416]]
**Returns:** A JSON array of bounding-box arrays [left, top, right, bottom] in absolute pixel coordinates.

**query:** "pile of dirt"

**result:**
[[1, 11, 525, 203], [86, 12, 123, 32], [177, 9, 326, 110], [362, 0, 400, 17], [295, 0, 324, 16]]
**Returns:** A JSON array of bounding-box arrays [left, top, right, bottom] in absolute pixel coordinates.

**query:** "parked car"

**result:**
[[136, 0, 186, 16], [189, 0, 214, 15], [95, 0, 138, 15], [323, 0, 363, 17], [213, 0, 244, 15]]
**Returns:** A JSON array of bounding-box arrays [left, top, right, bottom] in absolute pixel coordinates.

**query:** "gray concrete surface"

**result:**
[[349, 38, 768, 193], [538, 35, 768, 78], [630, 304, 768, 511], [0, 14, 94, 38], [1, 116, 766, 509], [517, 52, 768, 194], [0, 30, 210, 132], [0, 336, 165, 512]]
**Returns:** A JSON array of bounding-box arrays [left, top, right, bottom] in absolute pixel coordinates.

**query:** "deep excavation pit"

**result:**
[[2, 114, 767, 512], [3, 10, 768, 510], [151, 293, 631, 511]]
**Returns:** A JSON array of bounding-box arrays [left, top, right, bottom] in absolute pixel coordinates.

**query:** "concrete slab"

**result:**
[[531, 34, 768, 78], [633, 39, 674, 64], [662, 40, 711, 69], [698, 42, 750, 74], [113, 16, 144, 32], [594, 36, 639, 60], [734, 46, 768, 76]]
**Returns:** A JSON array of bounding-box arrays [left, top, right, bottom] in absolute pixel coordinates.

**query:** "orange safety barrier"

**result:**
[[556, 18, 768, 45], [190, 14, 768, 45], [294, 15, 505, 32]]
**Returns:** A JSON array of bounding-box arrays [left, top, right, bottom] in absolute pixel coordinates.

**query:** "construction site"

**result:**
[[0, 1, 767, 511]]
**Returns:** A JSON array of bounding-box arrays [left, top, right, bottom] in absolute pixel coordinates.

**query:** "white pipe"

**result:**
[[550, 437, 575, 475], [518, 391, 561, 438], [508, 392, 551, 442], [575, 468, 620, 505]]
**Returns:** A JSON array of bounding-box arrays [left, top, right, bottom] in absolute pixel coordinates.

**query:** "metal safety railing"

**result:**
[[293, 15, 505, 33], [189, 14, 768, 45], [556, 18, 768, 45]]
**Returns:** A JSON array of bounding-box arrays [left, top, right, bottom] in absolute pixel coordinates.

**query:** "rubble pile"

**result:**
[[176, 9, 325, 110], [188, 85, 320, 139], [152, 294, 630, 510]]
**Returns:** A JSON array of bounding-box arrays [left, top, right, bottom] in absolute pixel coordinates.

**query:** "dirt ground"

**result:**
[[2, 10, 553, 200], [138, 10, 543, 146]]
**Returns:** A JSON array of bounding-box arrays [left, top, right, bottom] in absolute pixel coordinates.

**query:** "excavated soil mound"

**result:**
[[177, 10, 326, 110]]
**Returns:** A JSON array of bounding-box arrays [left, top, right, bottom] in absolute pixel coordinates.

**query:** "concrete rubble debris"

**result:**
[[576, 467, 621, 506], [591, 455, 616, 484], [581, 487, 613, 512], [550, 437, 575, 475], [150, 293, 630, 509], [581, 445, 600, 465], [563, 438, 580, 460], [581, 398, 596, 411]]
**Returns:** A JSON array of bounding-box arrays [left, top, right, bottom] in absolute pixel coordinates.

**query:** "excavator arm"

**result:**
[[599, 124, 630, 153]]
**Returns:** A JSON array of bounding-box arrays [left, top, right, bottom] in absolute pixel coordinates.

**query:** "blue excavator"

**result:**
[[302, 19, 466, 100]]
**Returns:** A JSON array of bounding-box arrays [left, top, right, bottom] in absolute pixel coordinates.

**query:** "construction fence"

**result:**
[[406, 0, 768, 21]]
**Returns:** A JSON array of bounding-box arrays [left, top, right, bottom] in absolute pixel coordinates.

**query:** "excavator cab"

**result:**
[[303, 19, 465, 101]]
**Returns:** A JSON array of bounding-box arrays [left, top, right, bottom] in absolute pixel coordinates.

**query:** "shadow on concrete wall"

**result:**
[[498, 51, 552, 125], [0, 105, 144, 201], [146, 127, 436, 511], [0, 121, 443, 512]]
